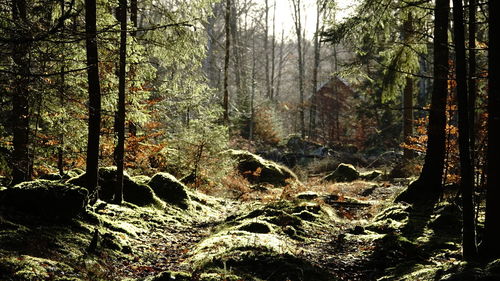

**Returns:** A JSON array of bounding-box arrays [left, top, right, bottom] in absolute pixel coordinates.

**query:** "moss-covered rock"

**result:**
[[0, 255, 80, 281], [360, 170, 382, 181], [39, 173, 63, 181], [366, 204, 410, 233], [238, 221, 273, 233], [67, 167, 158, 207], [323, 163, 360, 182], [148, 172, 190, 209], [132, 175, 151, 185], [296, 191, 319, 200], [228, 149, 299, 186], [0, 180, 88, 220], [144, 271, 192, 281]]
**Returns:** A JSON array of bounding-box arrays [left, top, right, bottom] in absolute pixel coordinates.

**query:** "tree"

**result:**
[[402, 12, 414, 161], [397, 0, 449, 202], [10, 0, 31, 185], [84, 0, 102, 202], [113, 0, 127, 204], [452, 0, 476, 260], [291, 0, 305, 138], [483, 0, 500, 261], [223, 0, 230, 123], [309, 0, 323, 138]]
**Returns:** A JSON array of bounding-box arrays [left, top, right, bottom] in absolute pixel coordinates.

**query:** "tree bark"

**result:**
[[114, 0, 127, 204], [397, 0, 449, 203], [309, 0, 322, 138], [291, 0, 305, 138], [10, 0, 31, 185], [403, 13, 414, 161], [484, 0, 500, 261], [264, 0, 270, 98], [452, 0, 477, 260], [85, 0, 102, 202], [223, 0, 230, 123], [468, 0, 477, 161]]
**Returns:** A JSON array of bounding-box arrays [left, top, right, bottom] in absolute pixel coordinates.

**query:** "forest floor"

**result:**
[[0, 165, 498, 281]]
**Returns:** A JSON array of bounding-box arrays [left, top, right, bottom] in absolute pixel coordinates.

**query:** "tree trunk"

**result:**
[[275, 29, 285, 99], [309, 0, 322, 138], [223, 0, 230, 123], [452, 0, 477, 260], [113, 0, 127, 204], [291, 0, 305, 138], [468, 0, 477, 162], [270, 0, 276, 100], [397, 0, 449, 203], [10, 0, 31, 185], [484, 0, 500, 261], [403, 13, 414, 160], [85, 0, 102, 202], [264, 0, 270, 98]]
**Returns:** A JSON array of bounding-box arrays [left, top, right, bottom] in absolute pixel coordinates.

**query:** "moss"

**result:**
[[0, 180, 88, 220], [67, 167, 159, 207], [0, 255, 79, 281], [228, 149, 299, 186], [147, 172, 190, 209], [323, 163, 360, 182], [132, 175, 151, 185]]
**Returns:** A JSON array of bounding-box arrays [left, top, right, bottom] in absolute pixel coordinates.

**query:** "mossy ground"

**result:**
[[0, 163, 494, 281]]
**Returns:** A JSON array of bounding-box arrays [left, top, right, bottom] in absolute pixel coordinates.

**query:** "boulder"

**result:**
[[0, 180, 88, 220], [148, 172, 189, 209], [67, 167, 158, 206], [323, 163, 359, 182], [228, 149, 299, 186]]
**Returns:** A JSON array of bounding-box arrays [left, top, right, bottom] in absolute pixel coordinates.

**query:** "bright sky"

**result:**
[[272, 0, 358, 38]]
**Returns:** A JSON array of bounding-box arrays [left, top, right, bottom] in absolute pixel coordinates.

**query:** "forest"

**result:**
[[0, 0, 499, 280]]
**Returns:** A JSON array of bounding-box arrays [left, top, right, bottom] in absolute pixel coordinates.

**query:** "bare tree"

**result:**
[[291, 0, 305, 138]]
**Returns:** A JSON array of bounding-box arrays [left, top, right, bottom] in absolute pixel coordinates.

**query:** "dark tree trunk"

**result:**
[[114, 0, 127, 204], [10, 0, 31, 185], [223, 0, 230, 123], [397, 0, 449, 203], [468, 0, 477, 155], [484, 0, 500, 261], [452, 0, 477, 260], [403, 13, 414, 161], [85, 0, 102, 202]]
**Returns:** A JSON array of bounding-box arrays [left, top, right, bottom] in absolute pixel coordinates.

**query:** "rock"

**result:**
[[228, 149, 299, 186], [323, 163, 360, 182], [67, 167, 158, 206], [296, 191, 319, 200], [131, 175, 151, 185], [0, 180, 88, 220], [39, 173, 63, 181], [0, 176, 10, 187], [360, 170, 382, 181], [148, 172, 189, 209], [486, 259, 500, 276], [429, 203, 462, 232], [145, 271, 192, 281], [238, 221, 273, 233]]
